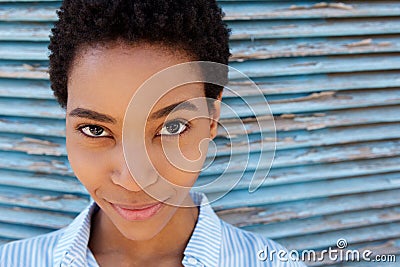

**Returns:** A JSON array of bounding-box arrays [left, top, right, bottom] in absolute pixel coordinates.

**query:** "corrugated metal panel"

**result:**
[[0, 1, 399, 266]]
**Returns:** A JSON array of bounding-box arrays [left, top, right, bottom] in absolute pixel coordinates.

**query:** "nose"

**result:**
[[111, 163, 143, 192], [109, 144, 147, 192]]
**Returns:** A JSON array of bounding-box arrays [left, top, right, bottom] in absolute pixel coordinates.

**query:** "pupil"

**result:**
[[89, 126, 103, 135], [166, 121, 180, 134]]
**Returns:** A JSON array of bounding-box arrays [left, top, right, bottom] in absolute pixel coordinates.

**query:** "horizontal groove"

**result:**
[[0, 2, 59, 22], [0, 221, 50, 239], [222, 88, 400, 118], [217, 189, 400, 226], [0, 150, 72, 176], [0, 22, 52, 41], [203, 139, 400, 175], [213, 123, 400, 156], [243, 206, 400, 240], [208, 172, 400, 209], [2, 35, 400, 61], [229, 53, 400, 79], [0, 98, 64, 119], [1, 136, 399, 177], [0, 2, 399, 22], [0, 60, 48, 79], [1, 18, 400, 41], [0, 0, 399, 253], [5, 53, 399, 80], [0, 42, 49, 60], [230, 35, 400, 61], [221, 1, 400, 20], [0, 133, 66, 156], [0, 78, 52, 99], [0, 185, 89, 213], [1, 120, 399, 158], [225, 71, 400, 97], [275, 221, 400, 251], [0, 169, 86, 194], [0, 116, 65, 137], [0, 105, 399, 138], [199, 157, 400, 192], [220, 105, 400, 135], [1, 88, 399, 119], [228, 18, 400, 40], [0, 204, 75, 229]]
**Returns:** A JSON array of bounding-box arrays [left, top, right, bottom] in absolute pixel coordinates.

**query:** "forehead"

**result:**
[[66, 44, 205, 122]]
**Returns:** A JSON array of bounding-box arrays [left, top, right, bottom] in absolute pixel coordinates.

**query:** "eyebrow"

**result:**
[[150, 101, 198, 120], [68, 108, 117, 124]]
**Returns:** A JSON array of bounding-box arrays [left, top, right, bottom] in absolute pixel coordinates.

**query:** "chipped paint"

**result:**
[[0, 1, 399, 261]]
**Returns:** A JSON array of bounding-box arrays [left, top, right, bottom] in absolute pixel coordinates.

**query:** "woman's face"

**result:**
[[65, 43, 220, 240]]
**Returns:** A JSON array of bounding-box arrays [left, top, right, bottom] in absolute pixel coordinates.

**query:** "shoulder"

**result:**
[[0, 228, 63, 267], [219, 220, 307, 266]]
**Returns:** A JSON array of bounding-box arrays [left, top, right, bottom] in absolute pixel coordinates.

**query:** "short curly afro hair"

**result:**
[[48, 0, 231, 109]]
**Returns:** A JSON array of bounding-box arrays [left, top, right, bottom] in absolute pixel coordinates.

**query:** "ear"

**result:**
[[209, 91, 223, 140]]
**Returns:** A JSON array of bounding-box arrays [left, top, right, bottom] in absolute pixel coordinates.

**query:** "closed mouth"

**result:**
[[110, 201, 164, 221]]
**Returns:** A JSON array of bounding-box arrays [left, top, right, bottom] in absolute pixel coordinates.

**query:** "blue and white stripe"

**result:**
[[0, 192, 306, 266]]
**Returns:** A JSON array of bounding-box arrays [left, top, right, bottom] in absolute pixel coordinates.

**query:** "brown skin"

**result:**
[[65, 43, 221, 266]]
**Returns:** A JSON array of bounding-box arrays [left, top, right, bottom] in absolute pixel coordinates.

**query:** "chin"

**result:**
[[117, 218, 171, 241], [121, 226, 164, 241]]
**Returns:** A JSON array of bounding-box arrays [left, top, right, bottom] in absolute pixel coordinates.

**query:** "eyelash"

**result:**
[[76, 124, 112, 139], [155, 119, 190, 138], [75, 120, 190, 140]]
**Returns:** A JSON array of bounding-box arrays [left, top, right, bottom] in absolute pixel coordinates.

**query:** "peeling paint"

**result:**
[[1, 1, 400, 258]]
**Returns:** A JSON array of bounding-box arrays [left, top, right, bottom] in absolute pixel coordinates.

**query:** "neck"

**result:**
[[89, 195, 199, 264]]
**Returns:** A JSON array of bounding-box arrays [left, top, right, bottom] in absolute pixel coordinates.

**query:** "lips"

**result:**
[[111, 201, 164, 221]]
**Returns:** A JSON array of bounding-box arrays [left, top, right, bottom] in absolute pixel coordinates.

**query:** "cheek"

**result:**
[[180, 118, 211, 163], [65, 127, 107, 192], [147, 119, 211, 188]]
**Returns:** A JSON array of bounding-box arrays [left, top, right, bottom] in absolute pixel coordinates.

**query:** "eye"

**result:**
[[79, 125, 111, 138], [158, 120, 188, 136]]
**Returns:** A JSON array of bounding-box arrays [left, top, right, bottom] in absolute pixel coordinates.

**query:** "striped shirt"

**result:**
[[0, 192, 307, 266]]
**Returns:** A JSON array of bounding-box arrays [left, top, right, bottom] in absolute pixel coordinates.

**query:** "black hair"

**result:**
[[48, 0, 231, 109]]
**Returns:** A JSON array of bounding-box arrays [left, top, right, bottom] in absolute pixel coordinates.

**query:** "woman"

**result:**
[[0, 0, 306, 266]]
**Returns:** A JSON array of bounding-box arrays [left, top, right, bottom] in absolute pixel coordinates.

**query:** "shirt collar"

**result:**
[[53, 202, 98, 267], [182, 191, 222, 267], [53, 191, 221, 267]]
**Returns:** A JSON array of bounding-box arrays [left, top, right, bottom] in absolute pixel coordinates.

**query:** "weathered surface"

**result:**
[[0, 1, 399, 264]]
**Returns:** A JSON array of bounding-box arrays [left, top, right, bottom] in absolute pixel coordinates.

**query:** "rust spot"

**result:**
[[271, 24, 297, 29], [290, 61, 319, 67], [289, 5, 307, 10], [314, 2, 330, 8], [289, 2, 353, 11], [270, 91, 336, 104], [62, 194, 80, 200], [22, 64, 35, 71], [41, 194, 79, 201], [22, 137, 59, 147], [335, 94, 352, 100], [216, 206, 263, 215], [280, 113, 296, 119], [41, 195, 59, 201], [346, 38, 373, 47], [328, 3, 354, 10], [378, 42, 392, 47], [307, 124, 327, 131]]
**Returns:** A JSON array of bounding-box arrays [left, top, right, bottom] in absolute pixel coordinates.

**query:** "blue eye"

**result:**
[[158, 120, 188, 136], [79, 125, 111, 138]]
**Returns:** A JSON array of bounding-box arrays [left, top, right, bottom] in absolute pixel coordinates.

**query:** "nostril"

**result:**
[[110, 169, 142, 192], [111, 169, 121, 177]]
